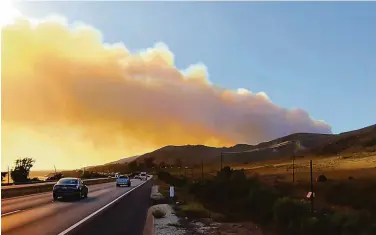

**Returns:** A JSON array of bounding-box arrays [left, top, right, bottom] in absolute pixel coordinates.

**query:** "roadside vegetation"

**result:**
[[156, 165, 376, 235]]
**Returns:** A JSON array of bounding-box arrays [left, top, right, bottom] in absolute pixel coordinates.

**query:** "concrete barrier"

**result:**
[[143, 185, 157, 235], [1, 178, 115, 199]]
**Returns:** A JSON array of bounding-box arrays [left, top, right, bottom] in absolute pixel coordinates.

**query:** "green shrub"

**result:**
[[301, 216, 319, 231], [273, 197, 309, 231], [179, 203, 210, 218], [246, 186, 280, 222], [157, 171, 187, 187]]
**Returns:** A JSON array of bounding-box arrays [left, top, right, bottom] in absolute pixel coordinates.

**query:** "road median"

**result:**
[[1, 178, 115, 199]]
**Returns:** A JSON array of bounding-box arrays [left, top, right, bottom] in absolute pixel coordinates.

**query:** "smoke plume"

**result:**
[[1, 15, 332, 169]]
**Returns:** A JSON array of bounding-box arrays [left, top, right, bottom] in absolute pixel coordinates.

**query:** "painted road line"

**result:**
[[1, 210, 22, 217], [1, 192, 51, 201], [57, 178, 150, 235]]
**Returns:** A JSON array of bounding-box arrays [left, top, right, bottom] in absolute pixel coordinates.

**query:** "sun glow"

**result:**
[[0, 0, 22, 28]]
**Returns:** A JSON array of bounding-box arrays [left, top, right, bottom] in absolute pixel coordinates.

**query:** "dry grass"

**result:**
[[178, 202, 211, 218], [159, 153, 376, 184], [228, 154, 376, 183]]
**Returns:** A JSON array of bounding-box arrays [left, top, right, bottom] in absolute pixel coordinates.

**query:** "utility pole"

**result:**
[[310, 160, 314, 214], [8, 166, 10, 184], [292, 140, 298, 183], [54, 165, 57, 176]]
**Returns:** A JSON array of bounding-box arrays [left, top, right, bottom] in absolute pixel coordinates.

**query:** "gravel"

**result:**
[[152, 204, 186, 235]]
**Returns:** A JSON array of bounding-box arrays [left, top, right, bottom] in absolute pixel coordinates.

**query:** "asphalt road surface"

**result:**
[[1, 178, 152, 235]]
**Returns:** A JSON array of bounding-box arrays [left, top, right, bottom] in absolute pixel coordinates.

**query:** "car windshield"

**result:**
[[58, 179, 78, 184], [119, 176, 128, 179]]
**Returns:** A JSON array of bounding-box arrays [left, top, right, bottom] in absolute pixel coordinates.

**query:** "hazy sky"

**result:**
[[2, 1, 375, 170]]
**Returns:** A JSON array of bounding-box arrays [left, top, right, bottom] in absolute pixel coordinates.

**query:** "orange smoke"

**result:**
[[1, 15, 331, 170]]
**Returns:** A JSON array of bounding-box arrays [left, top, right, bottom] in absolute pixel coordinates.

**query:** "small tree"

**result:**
[[11, 157, 35, 183]]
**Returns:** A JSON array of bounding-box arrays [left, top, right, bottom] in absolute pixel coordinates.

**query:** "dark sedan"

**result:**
[[53, 177, 88, 200]]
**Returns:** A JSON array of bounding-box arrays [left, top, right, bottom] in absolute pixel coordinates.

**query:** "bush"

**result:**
[[273, 197, 309, 231], [316, 175, 327, 182], [152, 208, 166, 219], [188, 167, 281, 222], [301, 216, 319, 231], [157, 171, 187, 187], [245, 186, 280, 223], [323, 180, 376, 212], [179, 203, 210, 218]]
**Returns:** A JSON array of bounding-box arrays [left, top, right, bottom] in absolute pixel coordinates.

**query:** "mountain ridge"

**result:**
[[106, 124, 376, 166]]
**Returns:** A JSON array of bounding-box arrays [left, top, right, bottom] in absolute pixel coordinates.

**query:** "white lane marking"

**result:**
[[1, 209, 22, 216], [57, 179, 150, 235]]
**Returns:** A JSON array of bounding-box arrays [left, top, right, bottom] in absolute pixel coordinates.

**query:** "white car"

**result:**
[[140, 172, 147, 181]]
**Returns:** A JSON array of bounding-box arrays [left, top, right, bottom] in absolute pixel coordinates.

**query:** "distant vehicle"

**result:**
[[129, 172, 139, 178], [140, 172, 147, 181], [115, 173, 120, 178], [53, 177, 88, 201], [116, 175, 131, 187], [45, 173, 64, 181]]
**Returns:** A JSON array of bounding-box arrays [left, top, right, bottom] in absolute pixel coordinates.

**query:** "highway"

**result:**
[[1, 178, 152, 235], [2, 177, 112, 190]]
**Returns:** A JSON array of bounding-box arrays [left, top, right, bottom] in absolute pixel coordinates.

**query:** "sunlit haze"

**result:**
[[2, 2, 375, 171], [0, 1, 21, 28]]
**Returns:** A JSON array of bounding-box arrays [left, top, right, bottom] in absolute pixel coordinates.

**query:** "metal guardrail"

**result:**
[[1, 177, 113, 190], [1, 177, 116, 199]]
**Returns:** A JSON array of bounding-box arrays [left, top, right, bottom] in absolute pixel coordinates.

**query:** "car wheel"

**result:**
[[84, 192, 88, 198], [77, 191, 82, 200], [116, 184, 119, 187], [53, 194, 58, 201], [128, 183, 131, 187]]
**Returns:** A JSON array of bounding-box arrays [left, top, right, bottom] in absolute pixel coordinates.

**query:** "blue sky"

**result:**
[[14, 1, 375, 134]]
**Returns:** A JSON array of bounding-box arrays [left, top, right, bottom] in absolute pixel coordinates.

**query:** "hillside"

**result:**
[[105, 155, 140, 165], [310, 124, 376, 155], [134, 124, 376, 166]]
